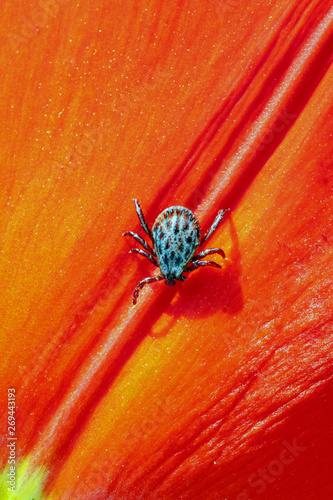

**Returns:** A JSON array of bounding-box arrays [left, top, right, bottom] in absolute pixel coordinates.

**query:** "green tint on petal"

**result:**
[[0, 459, 46, 500]]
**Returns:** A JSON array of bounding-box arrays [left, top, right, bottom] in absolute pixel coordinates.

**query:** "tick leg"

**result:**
[[200, 208, 230, 245], [185, 260, 222, 273], [191, 247, 225, 261], [177, 275, 187, 282], [134, 199, 152, 240], [130, 248, 158, 266], [133, 274, 164, 305], [123, 231, 156, 255]]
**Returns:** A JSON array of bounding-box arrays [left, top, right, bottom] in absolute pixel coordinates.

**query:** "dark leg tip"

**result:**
[[177, 276, 187, 282]]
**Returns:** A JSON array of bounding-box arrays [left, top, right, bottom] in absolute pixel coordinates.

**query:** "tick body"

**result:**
[[123, 200, 229, 305], [152, 207, 200, 283]]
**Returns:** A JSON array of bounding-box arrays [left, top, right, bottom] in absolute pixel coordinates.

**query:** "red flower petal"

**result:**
[[1, 1, 333, 499]]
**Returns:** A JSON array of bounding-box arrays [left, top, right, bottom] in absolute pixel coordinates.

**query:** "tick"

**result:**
[[123, 199, 229, 305]]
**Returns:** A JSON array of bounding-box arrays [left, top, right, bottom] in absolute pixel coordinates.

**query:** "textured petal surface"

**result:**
[[0, 0, 333, 499]]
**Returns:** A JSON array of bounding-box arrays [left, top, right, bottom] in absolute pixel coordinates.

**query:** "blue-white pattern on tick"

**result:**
[[152, 207, 200, 279], [123, 200, 229, 305]]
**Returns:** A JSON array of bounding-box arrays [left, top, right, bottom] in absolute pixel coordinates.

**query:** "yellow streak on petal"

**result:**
[[0, 458, 46, 500]]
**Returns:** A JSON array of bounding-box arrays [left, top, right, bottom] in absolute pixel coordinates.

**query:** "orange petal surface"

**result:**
[[0, 0, 333, 499]]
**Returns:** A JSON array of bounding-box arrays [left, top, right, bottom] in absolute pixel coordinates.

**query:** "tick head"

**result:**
[[165, 278, 176, 286]]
